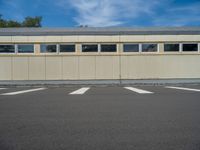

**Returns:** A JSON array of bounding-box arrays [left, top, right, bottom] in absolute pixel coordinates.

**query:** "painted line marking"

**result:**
[[165, 86, 200, 92], [124, 87, 153, 94], [0, 88, 7, 90], [69, 87, 90, 95], [1, 88, 46, 96]]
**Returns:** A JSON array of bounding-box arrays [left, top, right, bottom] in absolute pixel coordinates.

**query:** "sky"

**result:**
[[0, 0, 200, 27]]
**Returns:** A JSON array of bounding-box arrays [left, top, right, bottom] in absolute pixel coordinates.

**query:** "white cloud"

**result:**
[[68, 0, 162, 27], [2, 0, 200, 27]]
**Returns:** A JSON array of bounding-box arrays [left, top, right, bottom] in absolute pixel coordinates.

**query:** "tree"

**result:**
[[0, 14, 42, 27], [7, 20, 21, 27], [0, 14, 7, 27], [22, 16, 42, 27]]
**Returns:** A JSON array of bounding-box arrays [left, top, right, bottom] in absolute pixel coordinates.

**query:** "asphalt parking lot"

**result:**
[[0, 85, 200, 150]]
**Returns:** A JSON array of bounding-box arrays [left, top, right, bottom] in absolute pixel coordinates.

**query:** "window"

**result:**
[[60, 44, 75, 52], [101, 44, 117, 52], [164, 44, 179, 52], [82, 44, 98, 52], [182, 44, 198, 52], [123, 44, 139, 52], [142, 44, 157, 52], [18, 44, 34, 53], [0, 45, 15, 53], [40, 44, 57, 53]]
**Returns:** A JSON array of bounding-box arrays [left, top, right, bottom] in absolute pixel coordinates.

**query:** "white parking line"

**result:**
[[69, 87, 90, 95], [124, 87, 153, 94], [1, 88, 46, 96], [165, 86, 200, 92], [0, 88, 7, 90]]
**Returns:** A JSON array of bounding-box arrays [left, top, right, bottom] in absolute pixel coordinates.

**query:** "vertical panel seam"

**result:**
[[28, 56, 30, 80], [78, 55, 80, 80], [45, 55, 46, 80], [95, 56, 96, 80], [11, 56, 13, 81], [61, 56, 63, 80]]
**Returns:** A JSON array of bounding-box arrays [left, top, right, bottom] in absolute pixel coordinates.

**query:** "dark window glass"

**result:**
[[123, 44, 139, 52], [18, 45, 34, 53], [182, 44, 198, 52], [40, 44, 57, 53], [101, 44, 116, 52], [164, 44, 179, 52], [142, 44, 157, 52], [0, 45, 15, 53], [82, 45, 98, 52], [60, 45, 75, 52]]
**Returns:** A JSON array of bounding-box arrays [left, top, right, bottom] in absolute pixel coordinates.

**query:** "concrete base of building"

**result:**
[[1, 79, 200, 87]]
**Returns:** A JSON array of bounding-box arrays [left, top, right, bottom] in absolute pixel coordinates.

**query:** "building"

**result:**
[[0, 27, 200, 81]]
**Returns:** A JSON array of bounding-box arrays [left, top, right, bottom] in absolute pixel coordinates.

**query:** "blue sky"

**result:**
[[0, 0, 200, 27]]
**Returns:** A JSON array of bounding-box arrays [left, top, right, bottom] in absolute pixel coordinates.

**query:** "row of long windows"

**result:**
[[0, 44, 34, 53], [123, 44, 158, 52], [40, 44, 117, 53], [164, 44, 198, 52], [81, 44, 117, 52], [0, 43, 199, 53], [40, 44, 76, 53], [123, 43, 199, 52]]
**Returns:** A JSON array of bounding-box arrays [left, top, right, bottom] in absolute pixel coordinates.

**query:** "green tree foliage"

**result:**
[[22, 16, 42, 27], [0, 15, 42, 27], [0, 15, 7, 27], [7, 21, 22, 27]]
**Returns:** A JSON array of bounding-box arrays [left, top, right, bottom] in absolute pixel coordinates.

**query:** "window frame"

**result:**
[[181, 43, 198, 52], [0, 44, 16, 54], [164, 43, 180, 52], [100, 44, 117, 53], [123, 43, 140, 53], [59, 43, 76, 53], [81, 43, 99, 53], [17, 44, 35, 54], [1, 42, 199, 55], [198, 43, 200, 53], [141, 43, 158, 53], [40, 44, 58, 54]]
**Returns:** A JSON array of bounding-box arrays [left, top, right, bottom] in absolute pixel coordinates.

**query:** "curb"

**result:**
[[1, 79, 200, 87]]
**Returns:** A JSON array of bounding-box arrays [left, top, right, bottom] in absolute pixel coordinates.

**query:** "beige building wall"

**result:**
[[96, 56, 120, 79], [12, 57, 29, 80], [45, 56, 62, 80], [1, 35, 200, 43], [0, 34, 200, 80], [29, 57, 45, 80], [120, 55, 200, 79], [62, 56, 79, 80], [0, 57, 12, 80], [0, 55, 200, 80], [79, 56, 96, 79]]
